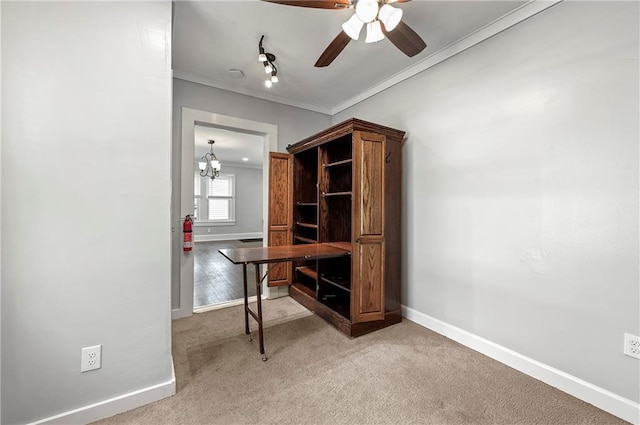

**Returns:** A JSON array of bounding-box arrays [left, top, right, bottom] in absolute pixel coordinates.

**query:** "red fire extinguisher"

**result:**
[[183, 215, 193, 252]]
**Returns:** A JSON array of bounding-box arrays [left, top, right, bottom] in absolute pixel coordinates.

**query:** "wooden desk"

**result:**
[[219, 243, 351, 360]]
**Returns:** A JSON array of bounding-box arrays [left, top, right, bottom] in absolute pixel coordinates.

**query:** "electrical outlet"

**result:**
[[81, 345, 102, 372], [623, 333, 640, 359]]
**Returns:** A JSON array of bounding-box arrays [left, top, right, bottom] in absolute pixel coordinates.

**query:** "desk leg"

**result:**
[[255, 263, 267, 361], [242, 264, 251, 341]]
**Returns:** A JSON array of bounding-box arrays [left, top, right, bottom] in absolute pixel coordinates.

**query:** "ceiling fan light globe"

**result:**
[[258, 53, 267, 62], [271, 74, 279, 83], [198, 161, 207, 171], [265, 79, 273, 88], [378, 4, 403, 31], [365, 21, 385, 43], [342, 13, 364, 40], [355, 0, 378, 23], [264, 64, 273, 74]]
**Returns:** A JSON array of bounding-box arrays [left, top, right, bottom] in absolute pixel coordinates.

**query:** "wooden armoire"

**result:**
[[268, 118, 405, 337]]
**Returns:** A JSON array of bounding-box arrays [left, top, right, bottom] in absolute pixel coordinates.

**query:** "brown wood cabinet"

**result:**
[[268, 118, 405, 337]]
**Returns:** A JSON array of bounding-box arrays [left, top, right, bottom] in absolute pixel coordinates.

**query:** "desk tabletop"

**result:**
[[219, 242, 351, 265]]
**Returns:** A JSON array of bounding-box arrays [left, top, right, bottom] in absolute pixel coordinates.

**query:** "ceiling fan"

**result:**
[[263, 0, 427, 67]]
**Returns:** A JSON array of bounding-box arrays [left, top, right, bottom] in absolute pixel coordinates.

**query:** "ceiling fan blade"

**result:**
[[262, 0, 351, 9], [382, 21, 427, 57], [315, 31, 351, 67]]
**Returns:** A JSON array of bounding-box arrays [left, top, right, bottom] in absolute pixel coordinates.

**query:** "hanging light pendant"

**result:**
[[199, 140, 221, 180]]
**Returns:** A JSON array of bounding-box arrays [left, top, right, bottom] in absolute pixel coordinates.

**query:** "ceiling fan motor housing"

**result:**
[[355, 0, 379, 23], [263, 0, 426, 67]]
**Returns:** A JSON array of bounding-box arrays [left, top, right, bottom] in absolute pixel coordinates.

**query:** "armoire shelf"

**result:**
[[268, 118, 405, 337], [291, 282, 316, 299], [320, 275, 351, 293], [294, 236, 317, 244], [323, 158, 353, 168], [323, 191, 352, 197], [295, 266, 318, 280], [296, 222, 318, 229]]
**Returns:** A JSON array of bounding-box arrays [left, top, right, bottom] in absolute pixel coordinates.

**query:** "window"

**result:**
[[207, 176, 233, 220], [193, 172, 202, 220], [194, 172, 235, 224]]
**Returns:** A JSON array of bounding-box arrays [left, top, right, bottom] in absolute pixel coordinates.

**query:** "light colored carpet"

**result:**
[[94, 297, 627, 425]]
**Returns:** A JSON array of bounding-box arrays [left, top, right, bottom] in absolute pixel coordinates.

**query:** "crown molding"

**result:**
[[174, 0, 562, 116], [172, 70, 332, 115], [331, 0, 563, 114]]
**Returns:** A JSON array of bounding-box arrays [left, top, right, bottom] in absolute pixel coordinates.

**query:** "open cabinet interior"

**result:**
[[291, 147, 318, 298], [271, 118, 405, 337]]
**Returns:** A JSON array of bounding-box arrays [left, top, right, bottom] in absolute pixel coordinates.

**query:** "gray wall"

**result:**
[[0, 2, 3, 420], [1, 1, 636, 423], [171, 79, 331, 309], [1, 2, 174, 423], [334, 1, 639, 403], [194, 165, 264, 238], [173, 79, 332, 153]]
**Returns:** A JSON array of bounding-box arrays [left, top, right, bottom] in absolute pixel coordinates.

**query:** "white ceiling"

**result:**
[[174, 0, 549, 165], [173, 0, 535, 113], [194, 125, 264, 168]]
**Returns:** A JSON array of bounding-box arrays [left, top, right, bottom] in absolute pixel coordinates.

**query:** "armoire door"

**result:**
[[267, 152, 293, 287], [351, 131, 386, 322]]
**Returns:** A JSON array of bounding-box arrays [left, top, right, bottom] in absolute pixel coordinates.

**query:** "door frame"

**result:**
[[172, 107, 278, 319]]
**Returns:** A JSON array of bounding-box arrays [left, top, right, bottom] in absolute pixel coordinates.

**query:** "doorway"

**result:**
[[192, 123, 265, 311], [173, 107, 279, 319]]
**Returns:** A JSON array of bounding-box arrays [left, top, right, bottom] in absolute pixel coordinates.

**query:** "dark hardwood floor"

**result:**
[[194, 239, 262, 309]]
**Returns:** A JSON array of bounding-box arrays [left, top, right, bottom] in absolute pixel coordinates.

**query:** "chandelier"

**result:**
[[198, 140, 221, 180]]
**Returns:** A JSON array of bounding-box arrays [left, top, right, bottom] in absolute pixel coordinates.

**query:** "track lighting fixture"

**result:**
[[258, 35, 278, 88]]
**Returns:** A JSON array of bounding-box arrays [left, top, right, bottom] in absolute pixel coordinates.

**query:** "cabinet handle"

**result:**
[[385, 152, 391, 163]]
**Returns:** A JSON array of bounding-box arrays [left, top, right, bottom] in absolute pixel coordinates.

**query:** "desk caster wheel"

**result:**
[[248, 335, 253, 342], [262, 355, 268, 361]]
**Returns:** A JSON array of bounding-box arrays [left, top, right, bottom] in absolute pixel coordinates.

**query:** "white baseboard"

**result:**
[[172, 306, 190, 320], [194, 296, 258, 313], [29, 362, 176, 425], [402, 306, 640, 425], [194, 232, 262, 242]]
